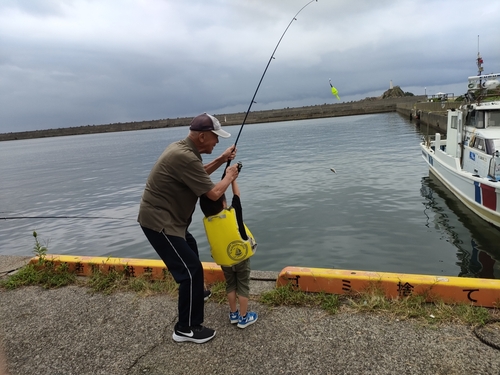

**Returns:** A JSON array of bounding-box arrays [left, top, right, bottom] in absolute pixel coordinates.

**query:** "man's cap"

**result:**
[[189, 113, 231, 138]]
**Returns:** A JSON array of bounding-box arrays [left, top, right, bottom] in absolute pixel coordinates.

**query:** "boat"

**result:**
[[420, 52, 500, 228], [420, 173, 500, 279]]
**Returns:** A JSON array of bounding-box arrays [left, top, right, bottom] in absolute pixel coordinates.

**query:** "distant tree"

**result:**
[[404, 92, 415, 96]]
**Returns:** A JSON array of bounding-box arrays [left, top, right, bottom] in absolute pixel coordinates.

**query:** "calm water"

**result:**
[[1, 113, 499, 278]]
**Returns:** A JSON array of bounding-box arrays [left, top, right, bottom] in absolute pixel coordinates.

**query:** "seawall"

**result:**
[[0, 96, 425, 142], [396, 101, 462, 135]]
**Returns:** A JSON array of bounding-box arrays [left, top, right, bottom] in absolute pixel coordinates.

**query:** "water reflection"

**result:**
[[420, 173, 500, 279]]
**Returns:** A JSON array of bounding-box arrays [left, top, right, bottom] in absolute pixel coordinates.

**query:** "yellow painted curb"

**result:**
[[277, 266, 500, 308], [30, 256, 500, 308], [30, 254, 225, 284]]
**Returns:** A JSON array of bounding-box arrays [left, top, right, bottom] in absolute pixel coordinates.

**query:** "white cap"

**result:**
[[189, 113, 231, 138]]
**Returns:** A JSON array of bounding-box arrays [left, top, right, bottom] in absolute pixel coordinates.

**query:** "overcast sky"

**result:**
[[1, 0, 499, 133]]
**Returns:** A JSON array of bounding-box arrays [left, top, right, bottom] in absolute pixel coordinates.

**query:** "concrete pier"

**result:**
[[1, 255, 500, 375], [396, 101, 462, 135]]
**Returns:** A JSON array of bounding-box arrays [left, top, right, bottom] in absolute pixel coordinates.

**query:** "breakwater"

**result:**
[[1, 96, 425, 141], [395, 101, 463, 135]]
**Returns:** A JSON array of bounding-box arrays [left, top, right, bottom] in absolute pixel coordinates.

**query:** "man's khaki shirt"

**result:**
[[137, 137, 215, 238]]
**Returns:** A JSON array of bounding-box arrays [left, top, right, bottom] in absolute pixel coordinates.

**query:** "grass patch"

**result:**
[[0, 232, 180, 296], [259, 282, 496, 326], [259, 283, 341, 314], [0, 231, 76, 289], [0, 262, 76, 289], [86, 266, 179, 295], [207, 281, 230, 304]]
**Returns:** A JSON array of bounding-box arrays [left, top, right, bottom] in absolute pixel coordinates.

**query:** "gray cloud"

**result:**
[[1, 0, 499, 132]]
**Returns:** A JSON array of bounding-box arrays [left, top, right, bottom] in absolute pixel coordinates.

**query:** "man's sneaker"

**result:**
[[229, 310, 239, 324], [172, 323, 216, 344], [237, 311, 258, 329], [204, 290, 212, 302]]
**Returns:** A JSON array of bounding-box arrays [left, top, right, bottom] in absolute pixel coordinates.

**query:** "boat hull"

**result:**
[[420, 143, 500, 228]]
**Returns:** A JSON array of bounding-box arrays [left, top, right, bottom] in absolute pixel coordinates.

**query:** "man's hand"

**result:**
[[206, 163, 240, 201], [222, 145, 237, 162], [224, 164, 239, 181]]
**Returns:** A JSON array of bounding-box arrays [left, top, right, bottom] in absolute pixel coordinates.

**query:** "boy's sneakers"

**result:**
[[204, 290, 212, 302], [229, 310, 239, 324], [237, 311, 258, 329], [172, 323, 216, 344]]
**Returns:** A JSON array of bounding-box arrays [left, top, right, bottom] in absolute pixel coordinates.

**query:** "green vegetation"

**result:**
[[259, 282, 497, 326], [1, 232, 498, 327], [0, 231, 76, 289], [87, 265, 178, 295], [0, 232, 180, 295], [259, 283, 340, 315]]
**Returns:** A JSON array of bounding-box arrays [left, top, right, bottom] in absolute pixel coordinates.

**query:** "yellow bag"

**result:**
[[203, 208, 257, 266]]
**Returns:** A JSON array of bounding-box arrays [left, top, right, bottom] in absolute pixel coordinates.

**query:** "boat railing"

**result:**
[[423, 134, 442, 147]]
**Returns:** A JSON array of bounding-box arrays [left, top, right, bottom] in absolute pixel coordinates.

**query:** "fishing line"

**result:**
[[1, 215, 132, 221], [223, 0, 317, 175], [5, 2, 318, 220]]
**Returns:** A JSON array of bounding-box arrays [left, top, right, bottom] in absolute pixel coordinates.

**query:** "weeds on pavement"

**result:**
[[0, 231, 76, 289], [260, 281, 496, 326], [87, 265, 178, 295]]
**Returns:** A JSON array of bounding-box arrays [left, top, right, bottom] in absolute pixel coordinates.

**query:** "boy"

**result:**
[[199, 164, 258, 329]]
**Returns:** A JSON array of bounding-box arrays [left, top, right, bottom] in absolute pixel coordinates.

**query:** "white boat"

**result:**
[[420, 53, 500, 228]]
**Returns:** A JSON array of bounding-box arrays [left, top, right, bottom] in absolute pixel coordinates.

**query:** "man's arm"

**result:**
[[205, 164, 239, 201], [204, 145, 236, 175]]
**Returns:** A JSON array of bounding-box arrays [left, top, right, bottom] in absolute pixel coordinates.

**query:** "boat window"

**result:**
[[469, 136, 477, 147], [467, 111, 485, 128], [487, 112, 500, 127], [473, 137, 485, 152], [450, 116, 458, 129], [465, 111, 473, 126], [485, 139, 495, 154], [476, 111, 485, 128]]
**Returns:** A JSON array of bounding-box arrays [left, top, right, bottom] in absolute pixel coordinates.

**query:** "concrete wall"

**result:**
[[396, 101, 463, 135], [1, 96, 426, 142]]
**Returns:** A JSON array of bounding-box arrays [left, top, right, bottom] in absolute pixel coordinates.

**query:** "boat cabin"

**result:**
[[464, 102, 500, 128], [463, 128, 500, 180], [445, 101, 500, 181]]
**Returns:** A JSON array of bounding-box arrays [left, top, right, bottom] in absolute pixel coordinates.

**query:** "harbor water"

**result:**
[[1, 113, 499, 278]]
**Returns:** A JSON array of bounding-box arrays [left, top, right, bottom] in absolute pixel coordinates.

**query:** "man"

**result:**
[[138, 113, 239, 344]]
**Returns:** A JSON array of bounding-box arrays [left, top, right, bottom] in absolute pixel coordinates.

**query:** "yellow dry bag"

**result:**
[[203, 208, 257, 267]]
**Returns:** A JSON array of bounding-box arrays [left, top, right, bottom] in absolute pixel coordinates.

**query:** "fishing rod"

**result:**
[[223, 0, 317, 175]]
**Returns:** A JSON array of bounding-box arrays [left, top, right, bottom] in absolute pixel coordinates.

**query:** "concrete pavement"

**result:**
[[1, 255, 500, 375]]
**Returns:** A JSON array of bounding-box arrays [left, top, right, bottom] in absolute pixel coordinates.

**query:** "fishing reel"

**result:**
[[236, 161, 243, 173]]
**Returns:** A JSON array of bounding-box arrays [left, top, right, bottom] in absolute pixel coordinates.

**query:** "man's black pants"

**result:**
[[141, 227, 204, 328]]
